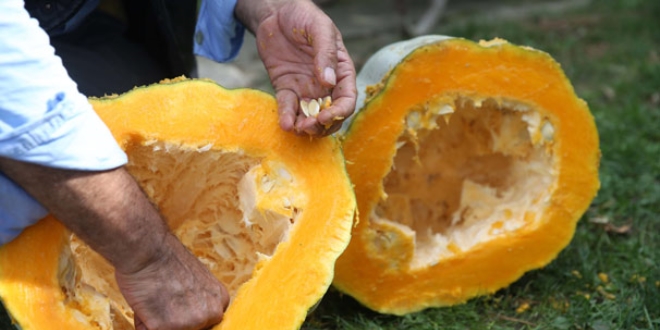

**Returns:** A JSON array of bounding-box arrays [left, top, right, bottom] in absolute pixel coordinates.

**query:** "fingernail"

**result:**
[[323, 67, 336, 86]]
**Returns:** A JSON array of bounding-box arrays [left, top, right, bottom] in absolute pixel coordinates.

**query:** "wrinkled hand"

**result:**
[[115, 234, 230, 330], [0, 160, 231, 330], [239, 0, 357, 136]]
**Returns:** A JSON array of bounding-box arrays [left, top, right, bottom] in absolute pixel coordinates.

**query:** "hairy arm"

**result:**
[[0, 158, 229, 330]]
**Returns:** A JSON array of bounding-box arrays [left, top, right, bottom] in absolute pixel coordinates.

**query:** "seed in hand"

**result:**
[[300, 96, 332, 118]]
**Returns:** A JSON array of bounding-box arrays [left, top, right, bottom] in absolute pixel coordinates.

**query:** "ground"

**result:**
[[295, 0, 660, 329]]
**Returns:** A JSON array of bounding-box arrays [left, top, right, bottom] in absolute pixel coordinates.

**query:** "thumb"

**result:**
[[310, 20, 339, 88]]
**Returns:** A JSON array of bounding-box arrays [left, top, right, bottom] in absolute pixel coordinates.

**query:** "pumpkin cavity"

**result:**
[[372, 96, 556, 270], [61, 139, 303, 329]]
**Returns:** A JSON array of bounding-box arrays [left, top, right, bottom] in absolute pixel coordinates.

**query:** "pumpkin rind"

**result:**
[[0, 79, 356, 329], [333, 37, 600, 315]]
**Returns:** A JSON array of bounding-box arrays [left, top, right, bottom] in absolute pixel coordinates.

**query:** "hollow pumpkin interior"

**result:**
[[375, 96, 555, 269], [63, 140, 303, 329], [334, 38, 600, 315], [0, 79, 356, 330]]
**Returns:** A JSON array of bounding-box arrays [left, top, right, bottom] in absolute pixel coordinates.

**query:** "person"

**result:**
[[0, 0, 356, 329]]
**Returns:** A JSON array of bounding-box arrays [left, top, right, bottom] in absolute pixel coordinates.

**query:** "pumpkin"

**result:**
[[333, 36, 600, 315], [0, 78, 356, 329]]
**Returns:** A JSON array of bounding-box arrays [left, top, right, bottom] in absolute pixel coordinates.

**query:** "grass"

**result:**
[[302, 0, 660, 329], [1, 0, 657, 329]]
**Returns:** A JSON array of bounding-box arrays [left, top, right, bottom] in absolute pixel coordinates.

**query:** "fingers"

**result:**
[[307, 14, 356, 134], [279, 90, 333, 136], [316, 98, 353, 130], [115, 234, 228, 330], [296, 31, 356, 136], [296, 113, 320, 135], [294, 111, 345, 136], [308, 9, 339, 88], [292, 77, 356, 137], [260, 0, 356, 137], [276, 89, 298, 132], [316, 41, 357, 133]]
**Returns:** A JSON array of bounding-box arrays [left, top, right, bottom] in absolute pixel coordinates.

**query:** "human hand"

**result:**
[[0, 158, 230, 330], [115, 233, 230, 330], [237, 0, 357, 136]]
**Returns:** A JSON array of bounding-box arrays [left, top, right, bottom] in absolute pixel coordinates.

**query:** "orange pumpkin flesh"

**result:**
[[0, 79, 356, 329], [333, 38, 600, 315]]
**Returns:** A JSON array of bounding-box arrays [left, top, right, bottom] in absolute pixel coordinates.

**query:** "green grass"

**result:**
[[302, 0, 660, 329]]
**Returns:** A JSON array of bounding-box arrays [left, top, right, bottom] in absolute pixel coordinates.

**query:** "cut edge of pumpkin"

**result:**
[[0, 79, 357, 330], [334, 38, 600, 314]]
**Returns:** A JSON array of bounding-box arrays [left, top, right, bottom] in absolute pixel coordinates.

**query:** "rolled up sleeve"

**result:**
[[194, 0, 246, 62], [0, 0, 127, 244]]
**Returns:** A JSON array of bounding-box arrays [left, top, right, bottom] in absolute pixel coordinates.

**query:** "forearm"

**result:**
[[0, 158, 169, 274]]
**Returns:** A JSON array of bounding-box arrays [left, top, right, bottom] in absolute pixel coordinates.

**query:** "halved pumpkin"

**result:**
[[0, 78, 356, 329], [333, 37, 600, 315]]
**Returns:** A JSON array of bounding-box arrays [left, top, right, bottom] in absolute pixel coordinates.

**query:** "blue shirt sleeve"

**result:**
[[0, 174, 48, 244], [0, 0, 128, 245], [194, 0, 246, 62]]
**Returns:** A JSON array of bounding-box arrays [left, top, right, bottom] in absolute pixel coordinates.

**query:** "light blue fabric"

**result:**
[[0, 175, 48, 244], [194, 0, 246, 62], [0, 0, 246, 245], [0, 0, 128, 245]]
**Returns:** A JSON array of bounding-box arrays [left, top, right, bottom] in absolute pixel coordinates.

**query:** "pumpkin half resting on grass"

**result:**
[[333, 36, 600, 315], [0, 78, 356, 329]]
